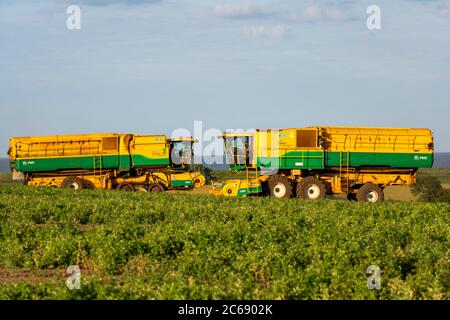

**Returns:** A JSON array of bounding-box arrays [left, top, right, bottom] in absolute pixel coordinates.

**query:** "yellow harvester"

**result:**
[[8, 133, 205, 192], [211, 126, 434, 202]]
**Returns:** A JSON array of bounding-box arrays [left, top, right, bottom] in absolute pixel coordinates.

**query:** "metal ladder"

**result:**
[[93, 155, 103, 177], [339, 151, 350, 194], [244, 166, 259, 196]]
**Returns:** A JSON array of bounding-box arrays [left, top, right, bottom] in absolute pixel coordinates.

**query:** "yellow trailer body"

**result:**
[[226, 127, 433, 171]]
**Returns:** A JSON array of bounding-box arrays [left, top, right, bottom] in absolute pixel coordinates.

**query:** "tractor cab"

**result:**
[[222, 133, 255, 171], [169, 137, 195, 169]]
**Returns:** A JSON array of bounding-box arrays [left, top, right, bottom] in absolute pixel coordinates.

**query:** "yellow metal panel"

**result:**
[[278, 129, 297, 148], [250, 126, 433, 155], [130, 135, 168, 160], [254, 128, 320, 160], [119, 134, 133, 157], [10, 133, 122, 159], [316, 127, 433, 153]]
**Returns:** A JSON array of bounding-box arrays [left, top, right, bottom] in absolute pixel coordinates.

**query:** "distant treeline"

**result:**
[[0, 158, 9, 173], [433, 153, 450, 168]]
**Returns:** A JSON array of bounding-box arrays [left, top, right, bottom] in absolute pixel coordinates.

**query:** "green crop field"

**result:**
[[0, 184, 449, 300], [0, 173, 13, 184]]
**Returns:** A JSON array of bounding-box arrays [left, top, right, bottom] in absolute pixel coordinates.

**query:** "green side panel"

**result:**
[[132, 154, 170, 167], [256, 151, 433, 170], [15, 155, 122, 173], [15, 153, 181, 173], [119, 155, 131, 172], [171, 180, 194, 187], [257, 150, 325, 170], [237, 186, 262, 196], [324, 152, 433, 168], [230, 165, 247, 171]]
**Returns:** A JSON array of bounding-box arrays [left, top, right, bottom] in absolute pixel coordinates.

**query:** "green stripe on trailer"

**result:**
[[131, 155, 170, 167], [237, 186, 262, 196], [230, 165, 247, 171], [324, 152, 433, 168], [14, 155, 124, 173], [171, 180, 194, 187], [257, 151, 433, 170], [258, 150, 325, 169], [14, 153, 171, 173]]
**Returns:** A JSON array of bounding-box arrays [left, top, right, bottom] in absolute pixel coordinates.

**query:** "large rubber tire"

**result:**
[[149, 184, 164, 193], [296, 176, 326, 200], [82, 180, 95, 190], [61, 177, 84, 190], [347, 193, 357, 201], [268, 175, 293, 199], [261, 181, 271, 196], [135, 185, 148, 192], [356, 183, 384, 203], [116, 183, 134, 192]]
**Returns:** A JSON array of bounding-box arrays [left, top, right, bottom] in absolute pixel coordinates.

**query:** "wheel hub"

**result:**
[[273, 183, 287, 198], [306, 184, 321, 200], [69, 182, 80, 190], [367, 191, 379, 203]]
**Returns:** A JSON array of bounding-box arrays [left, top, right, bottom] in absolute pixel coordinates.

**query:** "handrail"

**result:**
[[373, 134, 379, 151], [354, 134, 359, 150], [347, 151, 350, 190]]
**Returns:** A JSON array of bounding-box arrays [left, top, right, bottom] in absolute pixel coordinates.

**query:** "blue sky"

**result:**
[[1, 0, 450, 155]]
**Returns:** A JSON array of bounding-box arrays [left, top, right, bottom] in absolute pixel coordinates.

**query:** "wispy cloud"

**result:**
[[214, 1, 355, 26], [304, 4, 322, 20], [301, 3, 354, 22], [73, 0, 163, 6], [241, 25, 286, 39], [325, 7, 349, 21], [213, 2, 273, 19], [439, 0, 450, 17]]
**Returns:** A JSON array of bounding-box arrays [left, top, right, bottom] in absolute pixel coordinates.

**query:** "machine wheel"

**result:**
[[356, 183, 384, 203], [268, 175, 293, 199], [116, 183, 134, 192], [135, 185, 148, 192], [61, 177, 84, 190], [223, 184, 235, 197], [149, 184, 164, 193], [347, 193, 357, 201], [82, 180, 95, 190], [193, 175, 206, 188], [296, 176, 326, 200]]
